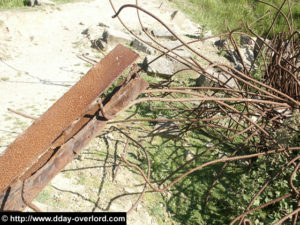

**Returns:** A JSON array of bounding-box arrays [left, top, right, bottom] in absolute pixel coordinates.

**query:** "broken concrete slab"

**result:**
[[240, 35, 253, 47], [141, 55, 175, 76], [130, 39, 154, 55], [151, 29, 176, 40], [161, 41, 192, 57], [141, 54, 196, 77], [170, 10, 198, 34], [171, 49, 192, 59], [196, 68, 238, 89], [161, 40, 185, 51], [102, 28, 133, 47]]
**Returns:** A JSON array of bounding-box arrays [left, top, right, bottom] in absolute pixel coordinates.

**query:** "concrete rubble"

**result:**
[[78, 5, 259, 87]]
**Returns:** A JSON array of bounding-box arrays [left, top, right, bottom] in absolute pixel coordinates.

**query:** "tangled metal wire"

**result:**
[[108, 0, 299, 224]]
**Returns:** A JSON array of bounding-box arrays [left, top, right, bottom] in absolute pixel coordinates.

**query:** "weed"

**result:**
[[36, 190, 51, 203], [0, 0, 26, 10], [217, 50, 227, 57], [172, 0, 300, 38], [1, 77, 9, 81], [72, 41, 81, 48]]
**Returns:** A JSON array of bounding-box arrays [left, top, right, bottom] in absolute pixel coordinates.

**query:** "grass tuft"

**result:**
[[172, 0, 300, 38]]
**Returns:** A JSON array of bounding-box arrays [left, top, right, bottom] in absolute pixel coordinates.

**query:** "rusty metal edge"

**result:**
[[0, 45, 139, 193], [0, 74, 149, 211]]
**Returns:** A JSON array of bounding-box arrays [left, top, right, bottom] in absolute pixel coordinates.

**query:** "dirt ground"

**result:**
[[0, 0, 201, 154]]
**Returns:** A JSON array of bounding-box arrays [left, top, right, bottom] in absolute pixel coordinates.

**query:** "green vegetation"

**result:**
[[0, 0, 87, 10], [126, 87, 299, 224], [36, 189, 52, 203], [0, 0, 27, 10], [50, 0, 93, 3], [0, 76, 10, 81], [173, 0, 300, 37]]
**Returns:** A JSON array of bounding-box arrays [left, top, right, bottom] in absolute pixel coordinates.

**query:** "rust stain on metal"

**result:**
[[22, 75, 148, 204], [0, 44, 139, 193], [0, 74, 148, 211]]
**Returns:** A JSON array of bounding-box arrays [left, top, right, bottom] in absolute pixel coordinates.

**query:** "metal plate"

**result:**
[[0, 45, 139, 193]]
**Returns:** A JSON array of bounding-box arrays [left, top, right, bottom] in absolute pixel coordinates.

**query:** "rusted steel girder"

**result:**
[[0, 45, 148, 211], [0, 44, 138, 194]]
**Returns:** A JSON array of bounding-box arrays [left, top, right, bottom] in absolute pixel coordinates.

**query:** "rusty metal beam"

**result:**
[[0, 45, 139, 194], [0, 73, 148, 211]]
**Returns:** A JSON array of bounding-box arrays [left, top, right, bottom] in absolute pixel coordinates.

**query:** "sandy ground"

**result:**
[[0, 0, 196, 223], [0, 0, 192, 153]]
